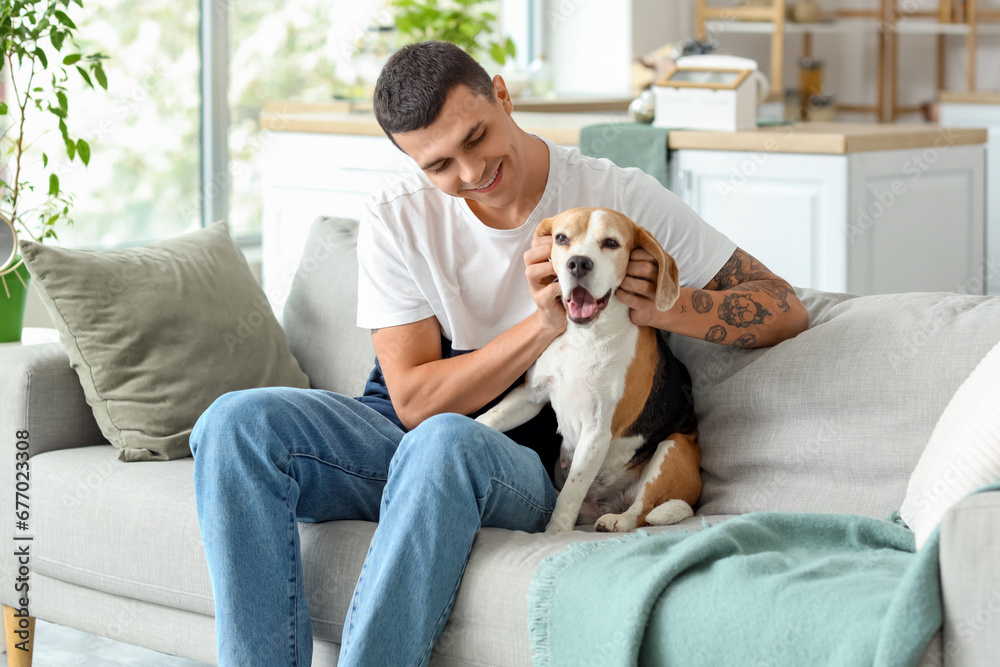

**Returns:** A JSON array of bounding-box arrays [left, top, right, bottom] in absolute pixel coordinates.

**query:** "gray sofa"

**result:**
[[2, 215, 999, 666]]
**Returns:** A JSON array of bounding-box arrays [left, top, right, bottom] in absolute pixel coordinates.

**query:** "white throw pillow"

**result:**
[[900, 337, 1000, 550]]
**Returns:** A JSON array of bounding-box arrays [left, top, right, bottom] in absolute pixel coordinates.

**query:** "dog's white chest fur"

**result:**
[[527, 306, 640, 469]]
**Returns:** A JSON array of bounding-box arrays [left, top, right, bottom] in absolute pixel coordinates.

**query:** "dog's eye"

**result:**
[[554, 234, 569, 246], [603, 238, 620, 249]]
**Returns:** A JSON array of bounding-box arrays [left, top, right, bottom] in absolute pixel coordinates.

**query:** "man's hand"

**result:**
[[524, 234, 567, 336], [614, 246, 662, 328], [615, 246, 810, 348]]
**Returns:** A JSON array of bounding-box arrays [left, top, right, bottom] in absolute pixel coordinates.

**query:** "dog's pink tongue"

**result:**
[[568, 287, 597, 319]]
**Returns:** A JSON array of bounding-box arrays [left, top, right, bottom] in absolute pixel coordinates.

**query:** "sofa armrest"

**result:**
[[940, 490, 1000, 667], [0, 343, 106, 458]]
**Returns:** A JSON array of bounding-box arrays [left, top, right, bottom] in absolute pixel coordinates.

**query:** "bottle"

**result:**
[[798, 58, 824, 118]]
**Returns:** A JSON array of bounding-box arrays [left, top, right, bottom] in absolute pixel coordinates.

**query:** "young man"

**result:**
[[190, 41, 809, 667]]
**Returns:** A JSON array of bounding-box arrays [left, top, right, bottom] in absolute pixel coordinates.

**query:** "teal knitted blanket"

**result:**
[[528, 509, 953, 666]]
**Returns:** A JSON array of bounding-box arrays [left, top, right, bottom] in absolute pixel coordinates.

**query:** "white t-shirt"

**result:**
[[356, 137, 737, 352]]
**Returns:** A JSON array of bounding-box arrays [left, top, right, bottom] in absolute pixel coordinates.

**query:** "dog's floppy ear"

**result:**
[[535, 216, 555, 238], [634, 225, 680, 312]]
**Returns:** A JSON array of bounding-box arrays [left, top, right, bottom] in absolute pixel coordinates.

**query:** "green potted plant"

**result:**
[[0, 0, 107, 342], [389, 0, 516, 66]]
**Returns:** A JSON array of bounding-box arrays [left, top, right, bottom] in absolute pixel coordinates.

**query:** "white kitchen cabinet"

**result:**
[[939, 95, 1000, 296], [670, 144, 985, 296]]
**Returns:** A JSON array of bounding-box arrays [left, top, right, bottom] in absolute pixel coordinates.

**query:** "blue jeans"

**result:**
[[190, 387, 558, 666]]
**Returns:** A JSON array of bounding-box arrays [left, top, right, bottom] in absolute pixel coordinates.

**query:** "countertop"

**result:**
[[667, 122, 988, 154], [260, 102, 988, 154], [938, 90, 1000, 105]]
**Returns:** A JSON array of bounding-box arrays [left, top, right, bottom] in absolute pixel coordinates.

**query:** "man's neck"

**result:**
[[467, 133, 549, 231]]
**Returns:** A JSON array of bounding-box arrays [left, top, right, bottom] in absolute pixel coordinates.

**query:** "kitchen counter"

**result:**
[[939, 90, 1000, 105], [260, 103, 987, 154], [666, 122, 987, 154]]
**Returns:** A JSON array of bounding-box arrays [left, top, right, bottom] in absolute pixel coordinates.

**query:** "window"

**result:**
[[227, 1, 376, 239], [33, 0, 202, 249], [11, 0, 529, 250]]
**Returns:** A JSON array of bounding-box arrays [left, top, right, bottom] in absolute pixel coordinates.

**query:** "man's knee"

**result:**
[[395, 412, 488, 469], [190, 387, 305, 460]]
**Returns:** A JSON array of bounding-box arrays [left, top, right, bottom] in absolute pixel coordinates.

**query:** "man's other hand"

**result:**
[[524, 234, 567, 336], [614, 246, 663, 328]]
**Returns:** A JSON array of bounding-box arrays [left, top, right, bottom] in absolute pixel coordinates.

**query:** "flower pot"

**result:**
[[0, 260, 31, 343]]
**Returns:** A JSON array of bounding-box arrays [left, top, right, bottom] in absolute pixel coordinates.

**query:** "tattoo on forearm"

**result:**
[[758, 281, 795, 313], [707, 249, 773, 290], [731, 333, 757, 348], [692, 290, 713, 314], [371, 329, 380, 335], [718, 294, 771, 328], [731, 279, 794, 313], [705, 325, 727, 343]]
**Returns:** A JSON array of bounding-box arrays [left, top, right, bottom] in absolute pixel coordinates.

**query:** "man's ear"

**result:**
[[493, 74, 514, 114], [635, 226, 680, 311], [535, 216, 554, 238]]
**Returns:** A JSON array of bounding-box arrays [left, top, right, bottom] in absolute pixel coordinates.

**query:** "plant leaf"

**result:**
[[34, 46, 47, 68], [77, 138, 90, 166], [62, 53, 81, 65], [93, 63, 107, 90], [48, 173, 60, 197], [53, 10, 77, 30], [489, 42, 505, 65], [76, 65, 93, 88]]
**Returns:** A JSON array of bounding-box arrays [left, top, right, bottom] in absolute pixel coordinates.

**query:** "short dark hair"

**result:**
[[373, 40, 496, 147]]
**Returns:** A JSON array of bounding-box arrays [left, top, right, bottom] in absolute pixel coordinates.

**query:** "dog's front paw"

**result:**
[[475, 412, 499, 429], [594, 512, 637, 533]]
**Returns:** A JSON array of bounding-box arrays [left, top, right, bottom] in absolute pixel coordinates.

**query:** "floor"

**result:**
[[3, 619, 210, 666]]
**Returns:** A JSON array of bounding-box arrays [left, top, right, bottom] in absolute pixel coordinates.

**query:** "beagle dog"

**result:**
[[476, 207, 701, 534]]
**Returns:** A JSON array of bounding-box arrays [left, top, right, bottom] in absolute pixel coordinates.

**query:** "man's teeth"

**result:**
[[476, 168, 498, 190]]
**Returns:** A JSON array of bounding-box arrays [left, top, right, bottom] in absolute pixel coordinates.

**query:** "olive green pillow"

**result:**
[[19, 221, 310, 461]]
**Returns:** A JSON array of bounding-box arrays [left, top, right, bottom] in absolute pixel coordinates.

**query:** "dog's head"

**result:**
[[535, 207, 679, 326]]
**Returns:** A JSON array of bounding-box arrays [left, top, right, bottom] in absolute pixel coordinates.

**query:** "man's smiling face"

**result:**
[[391, 79, 527, 211]]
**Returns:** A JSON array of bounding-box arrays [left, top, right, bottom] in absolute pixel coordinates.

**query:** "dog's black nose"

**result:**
[[567, 255, 593, 278]]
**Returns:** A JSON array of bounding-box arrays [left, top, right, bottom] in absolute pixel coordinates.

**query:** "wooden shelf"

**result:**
[[888, 0, 1000, 120], [695, 0, 889, 119], [696, 1, 1000, 122], [894, 19, 1000, 34], [701, 18, 876, 35]]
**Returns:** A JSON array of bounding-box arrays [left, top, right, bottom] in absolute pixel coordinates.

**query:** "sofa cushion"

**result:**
[[901, 338, 1000, 549], [19, 222, 310, 461], [30, 444, 729, 664], [670, 287, 1000, 518], [32, 446, 214, 615], [283, 217, 376, 397]]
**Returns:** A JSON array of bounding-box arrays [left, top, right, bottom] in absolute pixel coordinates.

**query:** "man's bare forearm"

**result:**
[[657, 280, 809, 348], [384, 312, 561, 430]]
